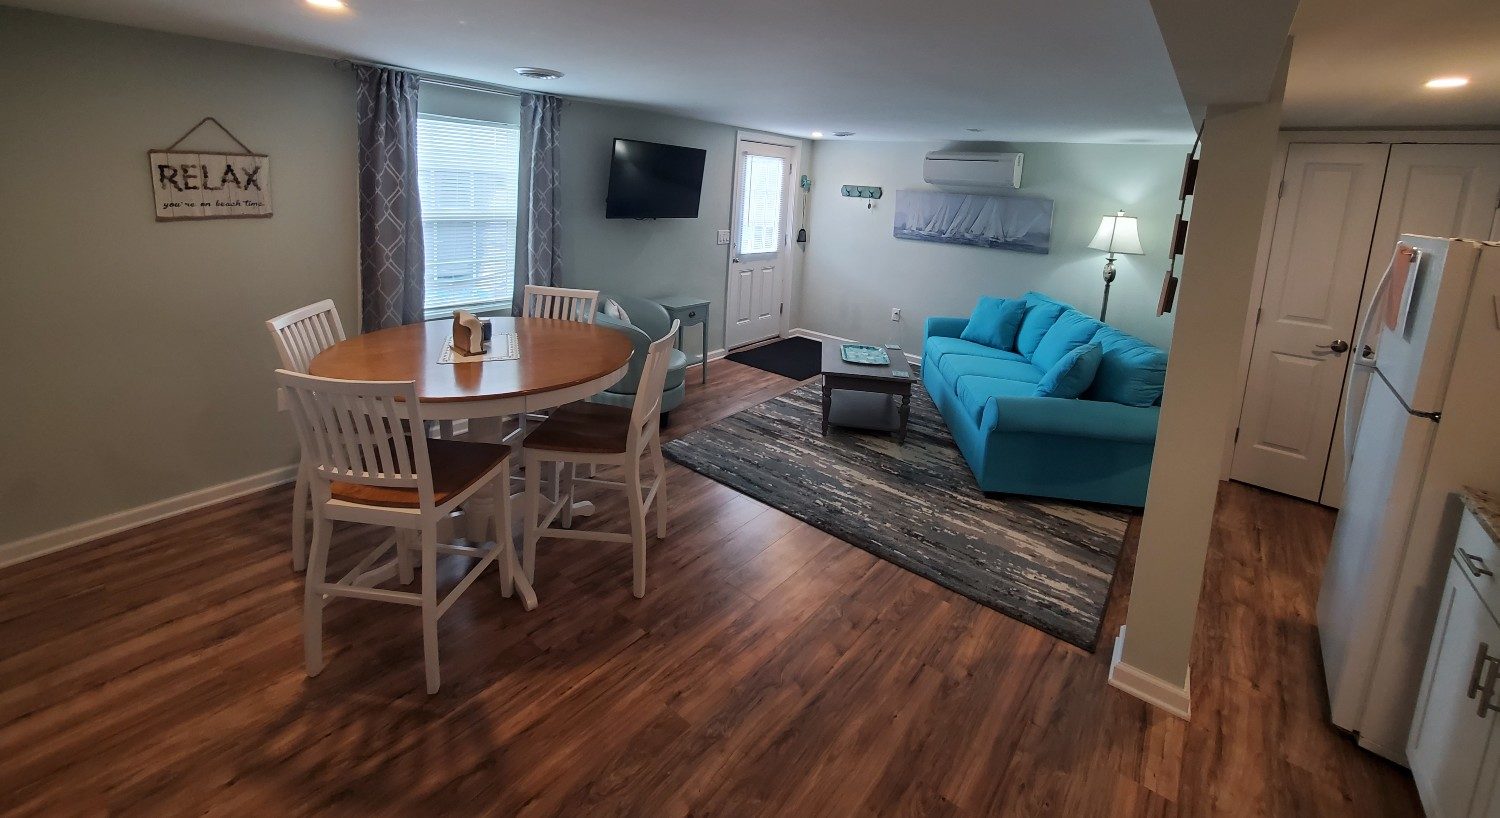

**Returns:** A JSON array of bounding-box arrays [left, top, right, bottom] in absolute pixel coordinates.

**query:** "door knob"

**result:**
[[1315, 339, 1350, 355]]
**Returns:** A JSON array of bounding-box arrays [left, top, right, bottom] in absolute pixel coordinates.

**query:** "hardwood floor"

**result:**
[[0, 359, 1421, 816]]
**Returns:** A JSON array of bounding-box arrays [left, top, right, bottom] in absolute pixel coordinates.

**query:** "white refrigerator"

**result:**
[[1318, 235, 1500, 764]]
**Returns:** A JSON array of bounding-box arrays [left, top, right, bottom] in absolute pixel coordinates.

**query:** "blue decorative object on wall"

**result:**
[[892, 189, 1053, 254]]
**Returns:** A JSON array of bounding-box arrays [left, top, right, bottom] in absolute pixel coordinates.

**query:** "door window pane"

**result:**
[[738, 153, 786, 256]]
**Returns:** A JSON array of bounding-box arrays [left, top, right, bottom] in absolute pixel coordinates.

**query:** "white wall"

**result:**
[[558, 103, 806, 354], [0, 9, 358, 545], [796, 140, 1189, 352]]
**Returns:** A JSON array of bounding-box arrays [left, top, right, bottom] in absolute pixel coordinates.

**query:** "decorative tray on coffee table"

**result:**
[[840, 344, 890, 366]]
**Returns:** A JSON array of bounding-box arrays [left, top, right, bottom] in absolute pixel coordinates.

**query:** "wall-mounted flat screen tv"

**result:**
[[605, 138, 707, 219]]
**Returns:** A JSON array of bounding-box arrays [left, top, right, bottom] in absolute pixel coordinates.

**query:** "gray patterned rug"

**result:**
[[662, 381, 1129, 650]]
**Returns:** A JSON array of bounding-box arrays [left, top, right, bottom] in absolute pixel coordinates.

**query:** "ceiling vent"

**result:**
[[922, 151, 1023, 191]]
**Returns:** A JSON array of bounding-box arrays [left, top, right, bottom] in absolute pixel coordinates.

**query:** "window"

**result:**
[[416, 114, 520, 318], [737, 153, 786, 256]]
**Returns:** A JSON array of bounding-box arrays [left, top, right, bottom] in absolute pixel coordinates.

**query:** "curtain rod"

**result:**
[[333, 58, 527, 99]]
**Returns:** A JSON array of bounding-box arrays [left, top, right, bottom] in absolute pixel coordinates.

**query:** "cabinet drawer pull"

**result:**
[[1468, 642, 1500, 718], [1461, 549, 1494, 578]]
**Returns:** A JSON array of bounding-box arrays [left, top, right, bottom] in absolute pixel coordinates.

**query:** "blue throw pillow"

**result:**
[[1015, 292, 1068, 358], [1034, 342, 1103, 399], [959, 297, 1027, 351]]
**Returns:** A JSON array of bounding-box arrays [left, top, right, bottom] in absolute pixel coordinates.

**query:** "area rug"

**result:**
[[662, 381, 1129, 650], [725, 337, 823, 381]]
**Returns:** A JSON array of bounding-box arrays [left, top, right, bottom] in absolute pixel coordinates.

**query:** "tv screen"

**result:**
[[605, 139, 707, 219]]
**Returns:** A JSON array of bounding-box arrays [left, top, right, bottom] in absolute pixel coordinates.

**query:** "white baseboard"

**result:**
[[1107, 626, 1192, 720], [789, 328, 922, 367], [0, 464, 299, 570]]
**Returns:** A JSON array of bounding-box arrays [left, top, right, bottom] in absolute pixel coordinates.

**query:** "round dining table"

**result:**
[[309, 316, 634, 608]]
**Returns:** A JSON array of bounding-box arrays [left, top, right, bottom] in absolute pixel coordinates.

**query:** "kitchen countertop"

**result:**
[[1460, 487, 1500, 546]]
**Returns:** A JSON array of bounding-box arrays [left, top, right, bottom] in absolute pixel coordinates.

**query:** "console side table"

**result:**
[[655, 296, 711, 384]]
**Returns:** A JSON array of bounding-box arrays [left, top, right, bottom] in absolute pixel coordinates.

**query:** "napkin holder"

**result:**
[[452, 310, 489, 355]]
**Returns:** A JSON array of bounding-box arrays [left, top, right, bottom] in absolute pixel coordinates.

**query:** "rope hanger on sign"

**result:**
[[162, 116, 262, 156]]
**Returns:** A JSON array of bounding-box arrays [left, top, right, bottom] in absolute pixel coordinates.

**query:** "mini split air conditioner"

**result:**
[[922, 151, 1023, 191]]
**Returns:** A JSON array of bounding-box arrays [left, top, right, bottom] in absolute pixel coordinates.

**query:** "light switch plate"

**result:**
[[717, 229, 730, 245]]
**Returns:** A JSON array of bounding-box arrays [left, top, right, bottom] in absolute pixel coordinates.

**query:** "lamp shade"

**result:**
[[1088, 211, 1144, 255]]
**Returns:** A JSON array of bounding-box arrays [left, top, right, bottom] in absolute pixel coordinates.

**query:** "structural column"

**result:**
[[1108, 57, 1289, 717]]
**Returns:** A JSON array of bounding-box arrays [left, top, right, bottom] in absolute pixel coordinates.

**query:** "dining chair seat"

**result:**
[[330, 439, 512, 509], [522, 402, 635, 455]]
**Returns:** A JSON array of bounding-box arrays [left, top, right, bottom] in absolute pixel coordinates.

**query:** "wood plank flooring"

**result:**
[[0, 359, 1422, 816]]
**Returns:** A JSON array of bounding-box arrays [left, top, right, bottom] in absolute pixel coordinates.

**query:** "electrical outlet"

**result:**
[[716, 229, 730, 245], [890, 308, 901, 322]]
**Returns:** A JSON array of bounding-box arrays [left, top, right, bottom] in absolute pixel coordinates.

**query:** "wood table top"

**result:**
[[820, 343, 910, 382], [308, 317, 634, 403]]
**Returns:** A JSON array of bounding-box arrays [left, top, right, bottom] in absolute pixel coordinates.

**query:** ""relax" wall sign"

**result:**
[[148, 118, 272, 221]]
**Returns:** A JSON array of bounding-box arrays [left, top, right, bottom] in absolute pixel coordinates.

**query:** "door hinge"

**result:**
[[1234, 426, 1240, 443], [1277, 180, 1286, 199], [779, 303, 785, 315], [1256, 307, 1262, 324]]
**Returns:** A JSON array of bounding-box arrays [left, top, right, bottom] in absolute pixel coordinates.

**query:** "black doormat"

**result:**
[[726, 337, 823, 381]]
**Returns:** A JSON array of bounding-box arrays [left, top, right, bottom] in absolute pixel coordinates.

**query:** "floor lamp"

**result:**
[[1087, 210, 1144, 322]]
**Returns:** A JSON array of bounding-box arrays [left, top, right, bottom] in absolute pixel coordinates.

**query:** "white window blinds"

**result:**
[[737, 153, 786, 256], [416, 114, 520, 318]]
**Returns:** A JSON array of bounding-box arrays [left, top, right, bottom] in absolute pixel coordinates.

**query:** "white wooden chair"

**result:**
[[522, 321, 678, 598], [276, 370, 533, 694], [521, 285, 600, 323], [266, 300, 346, 571]]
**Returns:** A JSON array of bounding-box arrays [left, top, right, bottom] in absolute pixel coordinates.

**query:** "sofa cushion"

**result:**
[[1084, 326, 1168, 407], [1034, 342, 1102, 399], [1031, 309, 1104, 371], [959, 297, 1027, 351], [937, 354, 1044, 386], [924, 336, 1029, 371], [1015, 292, 1068, 358], [955, 376, 1037, 424]]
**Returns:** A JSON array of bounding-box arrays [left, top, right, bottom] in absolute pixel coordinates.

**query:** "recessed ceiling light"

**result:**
[[965, 128, 984, 133], [514, 67, 564, 80], [833, 131, 855, 137], [305, 0, 347, 11], [811, 131, 824, 138], [1425, 76, 1470, 89]]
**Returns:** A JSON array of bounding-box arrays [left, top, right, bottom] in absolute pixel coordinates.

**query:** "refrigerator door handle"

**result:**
[[1342, 243, 1416, 467]]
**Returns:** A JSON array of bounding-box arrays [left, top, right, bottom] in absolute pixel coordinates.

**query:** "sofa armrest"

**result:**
[[980, 396, 1159, 444], [925, 316, 968, 340]]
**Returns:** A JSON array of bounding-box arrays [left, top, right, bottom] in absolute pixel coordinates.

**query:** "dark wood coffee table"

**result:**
[[820, 343, 913, 443]]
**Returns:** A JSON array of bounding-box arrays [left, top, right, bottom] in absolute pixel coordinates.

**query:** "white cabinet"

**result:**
[[1408, 514, 1500, 817]]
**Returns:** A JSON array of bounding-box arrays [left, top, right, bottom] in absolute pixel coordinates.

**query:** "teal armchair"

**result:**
[[591, 294, 688, 418]]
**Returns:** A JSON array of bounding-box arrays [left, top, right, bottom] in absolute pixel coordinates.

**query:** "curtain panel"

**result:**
[[356, 66, 425, 331], [514, 93, 563, 313]]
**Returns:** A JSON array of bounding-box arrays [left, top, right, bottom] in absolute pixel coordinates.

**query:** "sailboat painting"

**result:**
[[892, 190, 1053, 254]]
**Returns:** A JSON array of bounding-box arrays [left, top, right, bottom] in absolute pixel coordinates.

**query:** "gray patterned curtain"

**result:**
[[356, 66, 425, 331], [514, 93, 562, 314]]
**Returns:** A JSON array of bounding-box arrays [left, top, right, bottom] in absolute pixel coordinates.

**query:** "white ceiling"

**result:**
[[1284, 0, 1500, 129], [6, 0, 1197, 144]]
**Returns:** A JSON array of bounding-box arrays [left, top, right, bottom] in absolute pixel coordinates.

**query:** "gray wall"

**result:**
[[0, 10, 358, 543], [797, 140, 1191, 352], [556, 102, 807, 354]]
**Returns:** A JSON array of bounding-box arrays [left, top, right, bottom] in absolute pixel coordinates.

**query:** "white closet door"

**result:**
[[1232, 143, 1388, 501], [1321, 143, 1500, 506]]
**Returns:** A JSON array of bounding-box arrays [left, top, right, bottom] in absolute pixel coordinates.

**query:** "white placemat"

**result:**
[[439, 331, 520, 364]]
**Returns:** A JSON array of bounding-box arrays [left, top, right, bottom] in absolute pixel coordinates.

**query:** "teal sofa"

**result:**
[[591, 294, 688, 418], [923, 291, 1166, 506]]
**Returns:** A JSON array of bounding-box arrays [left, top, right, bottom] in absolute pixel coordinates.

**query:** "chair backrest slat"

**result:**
[[266, 299, 347, 373], [276, 370, 436, 507], [629, 320, 681, 446], [522, 285, 600, 324]]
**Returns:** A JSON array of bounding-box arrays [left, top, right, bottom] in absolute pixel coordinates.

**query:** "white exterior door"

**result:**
[[1321, 143, 1500, 505], [1232, 143, 1389, 501], [725, 139, 794, 349]]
